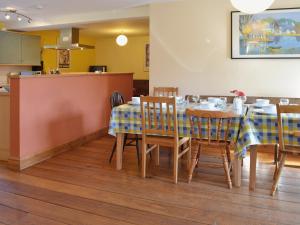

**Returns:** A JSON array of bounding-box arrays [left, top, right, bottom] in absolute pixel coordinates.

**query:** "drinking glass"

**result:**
[[220, 97, 227, 109], [280, 98, 289, 105], [191, 95, 200, 103]]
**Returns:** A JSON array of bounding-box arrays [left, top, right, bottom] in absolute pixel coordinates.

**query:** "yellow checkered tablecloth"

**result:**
[[109, 104, 300, 157], [108, 104, 242, 145], [236, 110, 300, 156]]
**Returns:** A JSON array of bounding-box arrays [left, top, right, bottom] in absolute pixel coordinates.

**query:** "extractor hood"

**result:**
[[43, 28, 94, 50]]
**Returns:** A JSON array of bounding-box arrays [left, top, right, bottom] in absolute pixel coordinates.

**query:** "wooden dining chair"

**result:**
[[271, 104, 300, 196], [140, 96, 191, 183], [186, 109, 238, 189], [109, 92, 140, 165], [153, 87, 179, 97]]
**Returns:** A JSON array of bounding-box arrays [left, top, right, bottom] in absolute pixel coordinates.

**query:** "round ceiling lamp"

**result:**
[[116, 34, 128, 47], [230, 0, 275, 14]]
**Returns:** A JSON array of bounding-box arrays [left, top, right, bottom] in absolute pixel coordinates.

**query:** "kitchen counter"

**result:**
[[9, 72, 133, 170], [0, 94, 9, 161], [10, 72, 133, 79]]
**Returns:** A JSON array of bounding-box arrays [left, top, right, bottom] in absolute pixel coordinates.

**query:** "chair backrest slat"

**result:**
[[153, 87, 179, 97], [141, 96, 178, 138], [217, 118, 222, 142], [197, 118, 202, 139], [276, 104, 300, 152], [110, 92, 124, 109], [160, 102, 164, 131], [186, 109, 237, 144]]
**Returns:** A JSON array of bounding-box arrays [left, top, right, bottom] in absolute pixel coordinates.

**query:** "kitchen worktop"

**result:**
[[10, 72, 134, 79]]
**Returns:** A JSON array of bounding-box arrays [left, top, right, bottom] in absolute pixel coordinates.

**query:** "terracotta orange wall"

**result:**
[[10, 74, 133, 159]]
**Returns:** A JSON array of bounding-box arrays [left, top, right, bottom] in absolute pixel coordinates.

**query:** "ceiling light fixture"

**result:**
[[116, 34, 128, 46], [230, 0, 275, 14], [0, 9, 32, 23], [4, 13, 10, 20]]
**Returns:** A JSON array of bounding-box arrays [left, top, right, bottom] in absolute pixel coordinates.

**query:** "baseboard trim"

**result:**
[[8, 128, 108, 171], [0, 149, 9, 161]]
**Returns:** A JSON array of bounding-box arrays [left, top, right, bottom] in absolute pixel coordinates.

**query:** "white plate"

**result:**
[[128, 101, 140, 105], [193, 105, 219, 111], [252, 105, 277, 115], [253, 102, 270, 108]]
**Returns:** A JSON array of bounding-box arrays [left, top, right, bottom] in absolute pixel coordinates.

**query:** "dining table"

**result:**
[[108, 102, 245, 185], [108, 101, 300, 189], [235, 105, 300, 190]]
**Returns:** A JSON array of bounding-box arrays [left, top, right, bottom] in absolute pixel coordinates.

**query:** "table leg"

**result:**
[[249, 146, 258, 191], [233, 154, 242, 187], [116, 133, 124, 170]]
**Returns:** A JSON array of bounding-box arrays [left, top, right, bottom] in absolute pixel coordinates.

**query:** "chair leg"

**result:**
[[222, 149, 232, 189], [274, 144, 279, 164], [187, 139, 192, 170], [135, 135, 140, 166], [173, 145, 179, 184], [271, 153, 286, 196], [226, 144, 231, 164], [154, 145, 160, 166], [123, 134, 128, 152], [196, 144, 202, 168], [188, 144, 200, 183], [141, 143, 147, 178], [109, 139, 117, 163]]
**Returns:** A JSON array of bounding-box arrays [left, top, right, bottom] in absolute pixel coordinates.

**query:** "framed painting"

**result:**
[[58, 49, 70, 68], [144, 43, 150, 71], [232, 8, 300, 59]]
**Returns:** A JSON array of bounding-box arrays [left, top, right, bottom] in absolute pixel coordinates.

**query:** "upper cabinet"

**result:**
[[0, 31, 22, 64], [0, 31, 41, 66], [21, 35, 41, 65]]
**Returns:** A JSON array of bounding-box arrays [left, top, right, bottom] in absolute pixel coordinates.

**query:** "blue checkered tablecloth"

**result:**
[[108, 104, 242, 143], [236, 109, 300, 157]]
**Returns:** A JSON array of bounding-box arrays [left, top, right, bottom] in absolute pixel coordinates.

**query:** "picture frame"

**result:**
[[144, 43, 150, 71], [58, 49, 70, 68], [231, 8, 300, 59]]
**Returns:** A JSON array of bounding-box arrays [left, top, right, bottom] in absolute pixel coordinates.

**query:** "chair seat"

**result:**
[[194, 139, 231, 147], [145, 135, 190, 147], [282, 145, 300, 154]]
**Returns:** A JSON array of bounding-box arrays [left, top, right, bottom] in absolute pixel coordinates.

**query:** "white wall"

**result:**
[[150, 0, 300, 97]]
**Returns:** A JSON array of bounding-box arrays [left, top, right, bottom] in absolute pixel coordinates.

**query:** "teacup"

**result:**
[[132, 97, 140, 104]]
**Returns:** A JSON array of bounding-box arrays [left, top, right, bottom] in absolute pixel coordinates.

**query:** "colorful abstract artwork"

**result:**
[[232, 8, 300, 58]]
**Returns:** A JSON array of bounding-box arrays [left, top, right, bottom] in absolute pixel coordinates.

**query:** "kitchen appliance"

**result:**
[[89, 65, 107, 73], [43, 28, 95, 50]]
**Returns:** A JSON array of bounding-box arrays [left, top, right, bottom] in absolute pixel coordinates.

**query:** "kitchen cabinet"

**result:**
[[21, 35, 41, 65], [0, 31, 41, 65], [0, 31, 21, 64]]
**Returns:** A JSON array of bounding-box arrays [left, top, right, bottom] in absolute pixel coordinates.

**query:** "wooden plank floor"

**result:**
[[0, 136, 300, 225]]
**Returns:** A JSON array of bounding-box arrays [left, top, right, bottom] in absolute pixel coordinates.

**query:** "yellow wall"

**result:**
[[0, 22, 4, 30], [96, 36, 149, 80], [27, 30, 96, 73]]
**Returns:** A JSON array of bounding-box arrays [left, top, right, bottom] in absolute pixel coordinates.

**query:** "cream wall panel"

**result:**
[[150, 0, 300, 97]]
